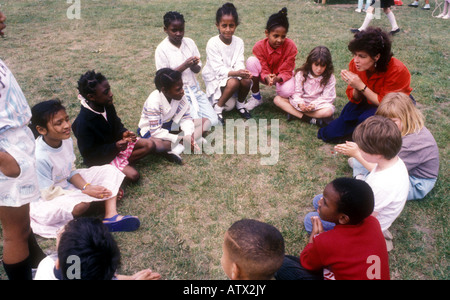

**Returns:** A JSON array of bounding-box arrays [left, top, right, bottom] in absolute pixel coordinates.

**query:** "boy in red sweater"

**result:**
[[275, 177, 390, 280]]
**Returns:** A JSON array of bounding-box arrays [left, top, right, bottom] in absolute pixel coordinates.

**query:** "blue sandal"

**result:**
[[103, 214, 140, 232]]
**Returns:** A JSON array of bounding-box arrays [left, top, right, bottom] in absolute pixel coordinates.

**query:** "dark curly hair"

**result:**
[[77, 70, 107, 100], [163, 11, 185, 28], [348, 27, 393, 73]]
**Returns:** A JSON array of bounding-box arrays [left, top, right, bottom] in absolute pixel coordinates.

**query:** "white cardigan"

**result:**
[[138, 90, 195, 143]]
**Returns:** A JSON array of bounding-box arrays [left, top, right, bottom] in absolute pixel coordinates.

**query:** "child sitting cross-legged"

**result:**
[[275, 178, 390, 280], [29, 99, 140, 238]]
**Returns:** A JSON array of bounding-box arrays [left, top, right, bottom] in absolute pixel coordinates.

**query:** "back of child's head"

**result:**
[[29, 99, 65, 138], [154, 68, 182, 92], [58, 217, 120, 280], [216, 2, 239, 25], [352, 115, 402, 160], [163, 11, 185, 28], [297, 45, 334, 86], [77, 70, 107, 100], [266, 7, 289, 32], [224, 219, 285, 280], [376, 92, 424, 136], [332, 177, 374, 225]]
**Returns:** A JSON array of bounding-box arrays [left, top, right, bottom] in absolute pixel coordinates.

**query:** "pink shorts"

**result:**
[[110, 139, 137, 171]]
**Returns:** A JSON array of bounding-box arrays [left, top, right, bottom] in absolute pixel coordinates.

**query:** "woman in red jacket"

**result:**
[[318, 27, 413, 143]]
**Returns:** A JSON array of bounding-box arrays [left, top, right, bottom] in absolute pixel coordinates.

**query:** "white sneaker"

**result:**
[[244, 96, 262, 111], [443, 14, 450, 19], [435, 13, 445, 18], [355, 8, 362, 12]]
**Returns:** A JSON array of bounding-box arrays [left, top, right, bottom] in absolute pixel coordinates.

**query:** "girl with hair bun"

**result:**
[[245, 7, 298, 111]]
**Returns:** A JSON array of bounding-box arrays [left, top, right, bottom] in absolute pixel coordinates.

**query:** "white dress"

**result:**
[[201, 35, 246, 102], [30, 137, 125, 238]]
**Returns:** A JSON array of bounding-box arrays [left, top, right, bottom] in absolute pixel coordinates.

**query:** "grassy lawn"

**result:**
[[0, 0, 448, 280]]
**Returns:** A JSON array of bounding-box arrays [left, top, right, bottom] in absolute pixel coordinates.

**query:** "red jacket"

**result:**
[[300, 216, 390, 280], [252, 37, 297, 83], [346, 57, 412, 105]]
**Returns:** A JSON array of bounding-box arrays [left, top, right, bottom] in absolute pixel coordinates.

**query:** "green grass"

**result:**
[[0, 0, 448, 280]]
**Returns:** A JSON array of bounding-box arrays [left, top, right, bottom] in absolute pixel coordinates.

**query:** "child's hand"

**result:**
[[334, 141, 360, 157], [237, 69, 252, 79], [116, 139, 129, 151], [122, 131, 137, 143], [132, 269, 161, 280], [82, 184, 112, 199], [185, 56, 200, 67], [190, 135, 201, 153], [0, 151, 20, 178], [265, 74, 276, 86], [310, 216, 324, 237]]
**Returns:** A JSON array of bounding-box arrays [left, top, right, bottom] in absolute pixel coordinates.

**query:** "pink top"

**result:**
[[289, 71, 336, 111], [252, 37, 297, 83]]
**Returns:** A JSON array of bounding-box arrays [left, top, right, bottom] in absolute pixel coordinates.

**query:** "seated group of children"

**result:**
[[29, 4, 439, 280]]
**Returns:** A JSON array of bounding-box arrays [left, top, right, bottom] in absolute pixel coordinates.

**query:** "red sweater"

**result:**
[[300, 216, 390, 280], [346, 57, 412, 105], [252, 37, 298, 83]]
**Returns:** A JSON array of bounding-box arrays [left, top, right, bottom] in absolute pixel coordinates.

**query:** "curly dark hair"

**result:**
[[348, 27, 393, 72], [163, 11, 185, 28], [295, 46, 334, 87], [77, 70, 107, 99]]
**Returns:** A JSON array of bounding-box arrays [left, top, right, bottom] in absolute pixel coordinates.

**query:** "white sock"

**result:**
[[214, 103, 223, 113], [386, 11, 399, 31], [235, 100, 245, 110], [411, 1, 419, 5], [359, 13, 374, 31], [423, 3, 430, 8]]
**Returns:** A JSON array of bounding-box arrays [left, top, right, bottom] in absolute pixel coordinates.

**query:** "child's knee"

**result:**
[[72, 202, 90, 217], [246, 56, 261, 76]]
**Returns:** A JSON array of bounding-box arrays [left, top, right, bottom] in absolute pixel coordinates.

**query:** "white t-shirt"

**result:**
[[365, 157, 409, 232]]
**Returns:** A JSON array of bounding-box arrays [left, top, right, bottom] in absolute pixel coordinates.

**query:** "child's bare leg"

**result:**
[[217, 78, 240, 107], [251, 76, 260, 94], [237, 78, 252, 103], [72, 202, 91, 218], [194, 118, 211, 140], [0, 204, 31, 265], [273, 96, 304, 119], [303, 107, 334, 119], [121, 165, 140, 183]]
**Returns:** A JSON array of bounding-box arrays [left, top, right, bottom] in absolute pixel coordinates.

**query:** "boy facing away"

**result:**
[[221, 219, 285, 280]]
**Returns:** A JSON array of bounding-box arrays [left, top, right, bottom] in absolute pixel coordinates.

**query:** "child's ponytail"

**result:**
[[266, 7, 289, 32]]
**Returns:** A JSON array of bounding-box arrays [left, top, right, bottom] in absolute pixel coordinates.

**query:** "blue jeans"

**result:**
[[303, 194, 336, 234]]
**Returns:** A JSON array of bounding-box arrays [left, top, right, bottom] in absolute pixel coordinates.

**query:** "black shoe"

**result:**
[[408, 3, 418, 7], [389, 28, 401, 35], [238, 108, 251, 120], [350, 28, 360, 34], [162, 152, 183, 165], [421, 6, 430, 10]]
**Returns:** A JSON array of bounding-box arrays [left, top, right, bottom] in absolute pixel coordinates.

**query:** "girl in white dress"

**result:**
[[29, 99, 140, 238], [202, 2, 252, 123]]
